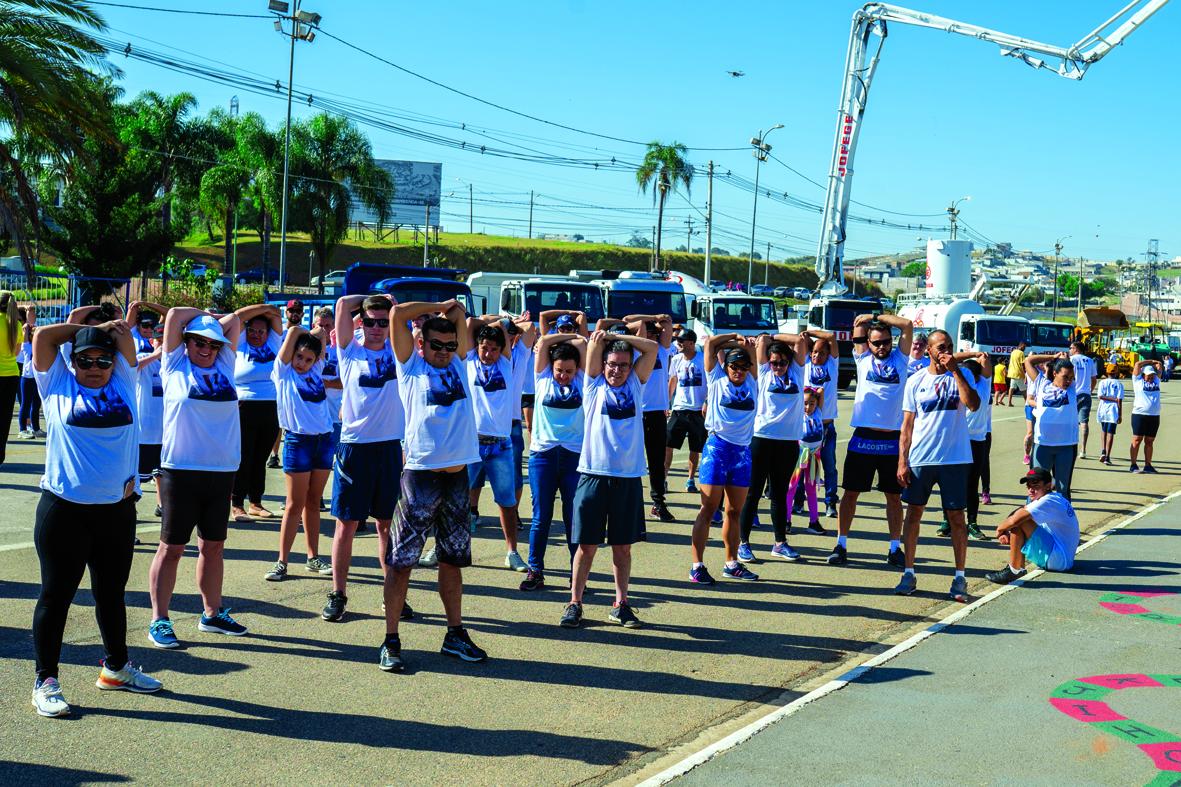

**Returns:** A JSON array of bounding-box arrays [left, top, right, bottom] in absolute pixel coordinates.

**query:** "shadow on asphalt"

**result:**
[[0, 761, 131, 784]]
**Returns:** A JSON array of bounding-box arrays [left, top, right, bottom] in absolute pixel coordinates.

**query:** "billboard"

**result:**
[[349, 160, 441, 228]]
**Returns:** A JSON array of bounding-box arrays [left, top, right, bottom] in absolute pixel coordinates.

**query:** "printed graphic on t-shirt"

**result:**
[[678, 364, 703, 387], [720, 384, 755, 411], [543, 382, 582, 410], [809, 365, 831, 385], [188, 370, 237, 402], [803, 414, 823, 443], [358, 353, 397, 389], [653, 353, 663, 370], [474, 362, 507, 392], [1141, 377, 1160, 393], [243, 342, 276, 364], [151, 373, 163, 397], [918, 375, 961, 413], [322, 360, 337, 377], [427, 366, 467, 407], [767, 373, 799, 395], [1040, 385, 1070, 409], [867, 358, 902, 384], [68, 386, 134, 428], [602, 383, 635, 420], [907, 357, 930, 376], [296, 373, 326, 403]]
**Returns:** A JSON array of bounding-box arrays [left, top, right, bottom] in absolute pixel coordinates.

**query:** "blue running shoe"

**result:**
[[750, 514, 762, 529], [771, 543, 801, 561], [737, 542, 755, 562], [711, 509, 722, 525], [689, 565, 716, 585], [198, 607, 247, 636], [894, 572, 917, 596], [722, 563, 759, 581], [686, 479, 699, 494], [147, 618, 179, 649]]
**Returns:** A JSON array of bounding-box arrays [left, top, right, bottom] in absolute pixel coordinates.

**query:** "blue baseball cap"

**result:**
[[555, 314, 575, 330]]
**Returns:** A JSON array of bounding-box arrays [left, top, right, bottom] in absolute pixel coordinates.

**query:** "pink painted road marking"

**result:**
[[1139, 742, 1181, 772], [1100, 602, 1151, 615], [1079, 674, 1165, 690], [1048, 697, 1127, 722], [1115, 591, 1176, 598]]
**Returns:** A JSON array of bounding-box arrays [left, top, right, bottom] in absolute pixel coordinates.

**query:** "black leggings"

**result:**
[[33, 491, 136, 681], [642, 410, 667, 504], [0, 374, 19, 464], [741, 437, 801, 543], [232, 399, 279, 508], [966, 433, 992, 523]]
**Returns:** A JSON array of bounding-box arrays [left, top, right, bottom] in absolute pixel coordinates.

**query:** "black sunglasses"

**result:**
[[869, 339, 892, 348], [728, 362, 752, 372], [74, 355, 114, 370], [361, 317, 390, 328], [428, 338, 459, 352], [768, 358, 789, 367], [188, 337, 224, 352]]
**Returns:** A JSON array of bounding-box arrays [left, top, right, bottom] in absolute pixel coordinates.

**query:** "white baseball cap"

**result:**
[[1143, 365, 1157, 375], [182, 314, 228, 343]]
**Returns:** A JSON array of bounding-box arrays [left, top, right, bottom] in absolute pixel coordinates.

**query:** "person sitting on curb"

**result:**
[[985, 467, 1079, 585]]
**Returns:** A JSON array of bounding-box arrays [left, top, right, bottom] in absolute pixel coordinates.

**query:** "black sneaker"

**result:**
[[266, 454, 280, 469], [650, 503, 675, 523], [322, 591, 347, 622], [519, 570, 545, 591], [966, 521, 991, 541], [441, 627, 487, 663], [400, 602, 415, 621], [355, 520, 368, 534], [379, 637, 404, 672], [154, 505, 163, 518], [985, 565, 1026, 585], [936, 522, 951, 537], [805, 521, 828, 535], [826, 544, 848, 565], [559, 602, 583, 628], [792, 500, 805, 516], [608, 602, 642, 628], [886, 548, 905, 568]]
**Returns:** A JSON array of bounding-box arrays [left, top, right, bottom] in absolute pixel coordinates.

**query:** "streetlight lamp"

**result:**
[[1052, 235, 1070, 321], [268, 0, 320, 292], [747, 124, 783, 291], [946, 195, 970, 239]]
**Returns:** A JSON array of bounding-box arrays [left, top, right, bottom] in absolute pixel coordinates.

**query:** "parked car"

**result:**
[[791, 287, 812, 299], [879, 296, 895, 310], [234, 267, 277, 285], [310, 269, 347, 288], [750, 284, 773, 296], [773, 286, 790, 298]]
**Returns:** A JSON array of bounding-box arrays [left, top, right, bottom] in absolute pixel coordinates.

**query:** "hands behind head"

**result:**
[[590, 329, 606, 343], [98, 319, 130, 337]]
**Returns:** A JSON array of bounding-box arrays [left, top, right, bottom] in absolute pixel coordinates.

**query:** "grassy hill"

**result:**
[[175, 229, 878, 294]]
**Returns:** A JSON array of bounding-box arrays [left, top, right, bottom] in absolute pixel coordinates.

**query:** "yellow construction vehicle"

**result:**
[[1074, 307, 1133, 377]]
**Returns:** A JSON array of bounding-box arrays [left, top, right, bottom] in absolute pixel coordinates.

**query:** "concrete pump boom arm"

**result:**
[[815, 0, 1170, 296]]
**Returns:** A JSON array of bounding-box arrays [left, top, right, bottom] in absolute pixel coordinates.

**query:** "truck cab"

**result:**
[[957, 314, 1030, 364], [499, 278, 605, 324], [595, 272, 687, 324], [808, 296, 881, 388], [691, 294, 778, 338], [368, 276, 477, 316], [1029, 320, 1073, 356]]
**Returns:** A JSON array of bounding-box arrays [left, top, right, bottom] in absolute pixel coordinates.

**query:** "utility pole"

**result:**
[[1051, 236, 1069, 321], [704, 161, 714, 287], [1076, 255, 1084, 316], [764, 241, 771, 286], [469, 182, 473, 234], [1145, 239, 1160, 322], [747, 124, 782, 291], [230, 95, 240, 279], [423, 203, 430, 267], [686, 217, 693, 256], [528, 190, 534, 239], [651, 225, 657, 272]]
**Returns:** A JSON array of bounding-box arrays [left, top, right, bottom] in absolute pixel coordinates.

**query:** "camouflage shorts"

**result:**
[[387, 468, 472, 570]]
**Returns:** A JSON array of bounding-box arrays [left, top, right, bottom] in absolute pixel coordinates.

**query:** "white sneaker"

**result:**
[[18, 429, 33, 440], [505, 551, 527, 572], [96, 662, 164, 693], [418, 547, 438, 567], [32, 678, 70, 717]]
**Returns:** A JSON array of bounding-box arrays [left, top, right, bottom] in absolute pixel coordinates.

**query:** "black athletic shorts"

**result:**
[[842, 428, 903, 495], [571, 473, 644, 546], [666, 409, 707, 452], [158, 468, 236, 544], [521, 393, 536, 410], [138, 443, 161, 479], [1132, 414, 1160, 438]]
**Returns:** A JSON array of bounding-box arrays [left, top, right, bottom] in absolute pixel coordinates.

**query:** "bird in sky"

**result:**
[[726, 70, 745, 78]]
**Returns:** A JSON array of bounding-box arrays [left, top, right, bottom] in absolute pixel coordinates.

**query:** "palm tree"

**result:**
[[0, 0, 117, 279], [234, 113, 283, 278], [198, 108, 248, 269], [124, 91, 205, 235], [636, 141, 693, 272], [289, 113, 391, 293]]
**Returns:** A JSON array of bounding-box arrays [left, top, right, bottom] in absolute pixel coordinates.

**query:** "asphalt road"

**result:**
[[1, 385, 1178, 785]]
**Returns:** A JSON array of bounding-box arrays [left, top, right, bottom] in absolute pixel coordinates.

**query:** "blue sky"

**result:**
[[91, 0, 1177, 264]]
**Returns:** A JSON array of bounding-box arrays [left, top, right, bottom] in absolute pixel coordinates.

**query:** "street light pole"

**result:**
[[1052, 235, 1069, 321], [747, 124, 782, 291]]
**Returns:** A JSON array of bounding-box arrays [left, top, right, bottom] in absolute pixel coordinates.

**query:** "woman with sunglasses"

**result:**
[[736, 331, 810, 563], [689, 334, 760, 585], [147, 308, 246, 649], [16, 305, 43, 439], [231, 304, 284, 522], [264, 326, 334, 581], [30, 319, 163, 717], [127, 300, 166, 356]]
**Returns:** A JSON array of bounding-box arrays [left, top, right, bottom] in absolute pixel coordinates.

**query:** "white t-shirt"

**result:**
[[1034, 380, 1078, 447], [233, 330, 281, 401], [467, 347, 517, 439], [321, 342, 343, 425], [337, 339, 404, 444], [579, 372, 646, 477], [530, 368, 585, 453], [18, 342, 34, 378], [160, 343, 240, 472], [641, 344, 672, 412], [35, 353, 138, 504], [851, 349, 909, 431], [753, 361, 804, 440], [801, 410, 825, 451], [966, 371, 993, 441], [273, 358, 333, 436], [669, 351, 707, 411], [902, 369, 973, 467], [805, 356, 839, 421], [1133, 373, 1162, 416], [705, 365, 757, 446], [135, 352, 163, 445], [513, 340, 533, 421], [907, 355, 930, 377], [396, 352, 479, 471], [1096, 378, 1124, 424], [1070, 353, 1096, 396], [1026, 492, 1079, 571]]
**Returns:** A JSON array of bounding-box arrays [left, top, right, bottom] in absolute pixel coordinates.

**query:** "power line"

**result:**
[[89, 1, 270, 18]]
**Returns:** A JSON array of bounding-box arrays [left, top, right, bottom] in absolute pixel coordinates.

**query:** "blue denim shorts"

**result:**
[[901, 463, 970, 510], [511, 419, 525, 491], [283, 431, 335, 474], [468, 437, 517, 507], [699, 434, 752, 488]]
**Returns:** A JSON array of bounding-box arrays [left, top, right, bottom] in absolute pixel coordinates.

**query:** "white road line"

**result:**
[[636, 486, 1181, 787], [0, 523, 163, 553]]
